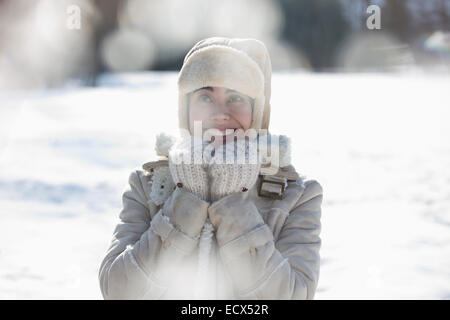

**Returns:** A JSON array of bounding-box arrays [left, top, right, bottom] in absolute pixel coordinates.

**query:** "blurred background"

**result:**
[[0, 0, 449, 299], [0, 0, 449, 88]]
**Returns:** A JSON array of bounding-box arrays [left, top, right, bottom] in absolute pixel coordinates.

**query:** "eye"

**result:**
[[228, 95, 244, 103], [198, 94, 213, 103]]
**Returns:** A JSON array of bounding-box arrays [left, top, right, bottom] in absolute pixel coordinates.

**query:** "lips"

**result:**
[[208, 127, 238, 144], [215, 127, 238, 132]]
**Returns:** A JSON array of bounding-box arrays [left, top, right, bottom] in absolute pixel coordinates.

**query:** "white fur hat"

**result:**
[[177, 37, 272, 131]]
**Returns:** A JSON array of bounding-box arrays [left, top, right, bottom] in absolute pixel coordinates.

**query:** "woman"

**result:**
[[98, 37, 323, 300]]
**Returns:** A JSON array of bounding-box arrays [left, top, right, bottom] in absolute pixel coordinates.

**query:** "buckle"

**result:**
[[258, 175, 287, 200]]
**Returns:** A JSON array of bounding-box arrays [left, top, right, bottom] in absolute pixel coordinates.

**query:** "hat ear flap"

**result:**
[[261, 102, 271, 131], [178, 93, 189, 132]]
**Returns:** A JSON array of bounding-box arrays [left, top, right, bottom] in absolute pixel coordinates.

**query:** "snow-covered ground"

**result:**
[[0, 72, 449, 299]]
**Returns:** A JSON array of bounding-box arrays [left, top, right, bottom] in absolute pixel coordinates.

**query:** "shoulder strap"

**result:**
[[142, 159, 169, 174], [273, 167, 299, 181]]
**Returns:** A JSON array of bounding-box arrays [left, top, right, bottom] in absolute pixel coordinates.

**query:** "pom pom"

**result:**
[[155, 132, 176, 157]]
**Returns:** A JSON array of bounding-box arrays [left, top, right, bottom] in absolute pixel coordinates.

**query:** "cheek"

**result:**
[[189, 104, 209, 126], [234, 108, 253, 130]]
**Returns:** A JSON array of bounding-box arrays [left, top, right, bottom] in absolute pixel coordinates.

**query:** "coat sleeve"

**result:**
[[98, 170, 209, 299], [208, 179, 323, 300]]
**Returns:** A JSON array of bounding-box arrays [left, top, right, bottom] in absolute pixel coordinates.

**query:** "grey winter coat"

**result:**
[[98, 161, 323, 300]]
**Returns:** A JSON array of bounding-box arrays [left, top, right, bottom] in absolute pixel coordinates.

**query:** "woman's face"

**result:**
[[188, 86, 253, 138]]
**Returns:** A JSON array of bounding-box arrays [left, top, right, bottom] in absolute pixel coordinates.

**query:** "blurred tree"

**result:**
[[383, 0, 412, 41], [91, 0, 121, 85], [373, 0, 450, 42], [278, 0, 351, 71]]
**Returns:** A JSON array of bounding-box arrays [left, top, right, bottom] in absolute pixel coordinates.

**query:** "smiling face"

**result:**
[[187, 86, 253, 138]]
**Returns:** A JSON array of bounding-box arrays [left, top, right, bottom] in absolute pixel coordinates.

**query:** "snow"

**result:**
[[0, 71, 449, 299]]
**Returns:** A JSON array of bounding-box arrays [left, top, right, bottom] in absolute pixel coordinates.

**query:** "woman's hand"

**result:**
[[208, 136, 261, 202], [168, 135, 212, 202]]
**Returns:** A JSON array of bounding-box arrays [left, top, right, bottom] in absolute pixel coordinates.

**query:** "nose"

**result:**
[[211, 112, 230, 122], [210, 103, 230, 122]]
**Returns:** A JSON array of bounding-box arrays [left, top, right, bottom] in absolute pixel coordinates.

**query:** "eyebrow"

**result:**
[[193, 87, 213, 93], [192, 87, 241, 94]]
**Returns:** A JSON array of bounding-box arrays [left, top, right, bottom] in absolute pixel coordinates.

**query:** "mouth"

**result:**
[[208, 128, 239, 144], [214, 127, 238, 133]]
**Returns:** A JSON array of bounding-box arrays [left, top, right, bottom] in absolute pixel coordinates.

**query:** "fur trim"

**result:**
[[257, 134, 292, 169], [155, 132, 177, 157], [278, 135, 291, 168]]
